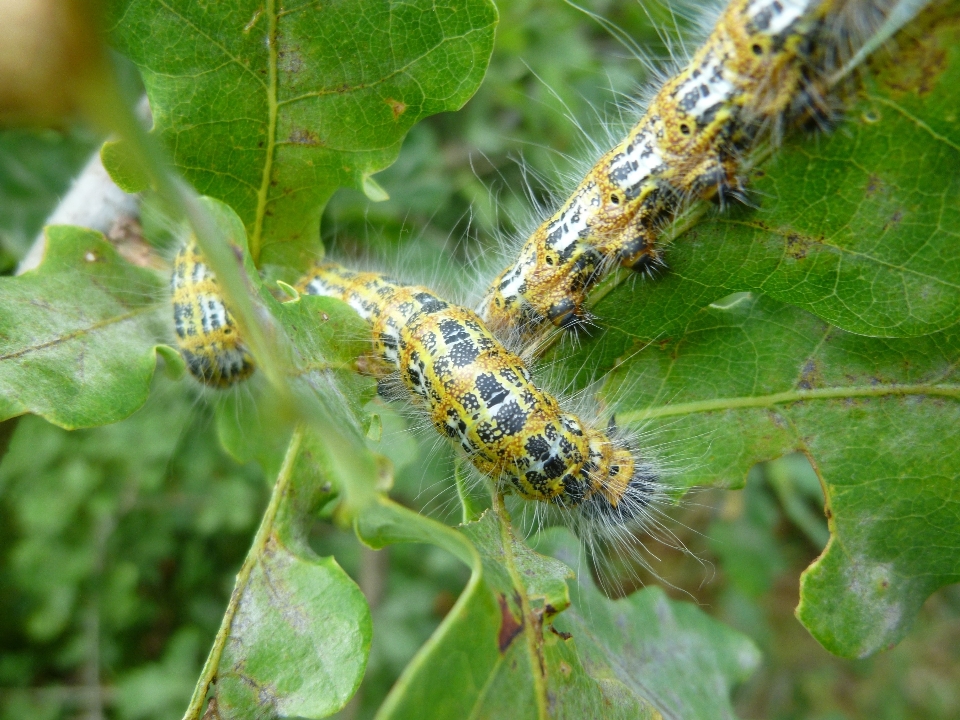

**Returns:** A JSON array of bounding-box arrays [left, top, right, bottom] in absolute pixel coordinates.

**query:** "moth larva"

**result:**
[[298, 264, 659, 524], [477, 0, 921, 342], [171, 238, 255, 387]]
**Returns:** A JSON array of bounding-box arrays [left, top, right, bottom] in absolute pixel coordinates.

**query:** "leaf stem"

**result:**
[[454, 457, 481, 524], [491, 492, 549, 720], [619, 383, 960, 423], [180, 426, 304, 720]]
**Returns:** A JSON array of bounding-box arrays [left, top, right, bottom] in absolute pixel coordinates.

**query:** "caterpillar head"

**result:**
[[583, 446, 660, 531]]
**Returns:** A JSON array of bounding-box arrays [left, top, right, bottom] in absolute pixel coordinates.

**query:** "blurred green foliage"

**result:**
[[0, 379, 267, 719], [1, 1, 959, 719], [0, 128, 97, 273]]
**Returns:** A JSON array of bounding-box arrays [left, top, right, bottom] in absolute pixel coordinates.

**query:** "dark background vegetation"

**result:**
[[1, 1, 958, 718]]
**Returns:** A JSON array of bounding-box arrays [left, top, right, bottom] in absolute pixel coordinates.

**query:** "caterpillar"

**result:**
[[167, 236, 660, 533], [477, 0, 926, 342], [296, 264, 659, 526], [170, 237, 255, 388]]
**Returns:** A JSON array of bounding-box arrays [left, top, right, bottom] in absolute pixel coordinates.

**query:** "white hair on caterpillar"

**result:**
[[468, 0, 935, 350]]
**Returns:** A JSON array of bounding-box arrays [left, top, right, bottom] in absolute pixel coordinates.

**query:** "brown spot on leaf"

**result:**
[[874, 8, 955, 96], [798, 359, 822, 390], [549, 625, 572, 641], [497, 593, 524, 653], [865, 174, 883, 197], [433, 590, 456, 618], [785, 232, 814, 260], [289, 128, 321, 146], [277, 48, 304, 75], [559, 661, 572, 677], [767, 410, 788, 429], [825, 507, 833, 520], [201, 697, 221, 720], [884, 209, 904, 231], [385, 97, 407, 119]]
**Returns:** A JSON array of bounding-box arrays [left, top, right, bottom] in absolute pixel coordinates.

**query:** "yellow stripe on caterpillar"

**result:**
[[298, 264, 658, 522], [477, 0, 893, 342], [171, 238, 255, 388]]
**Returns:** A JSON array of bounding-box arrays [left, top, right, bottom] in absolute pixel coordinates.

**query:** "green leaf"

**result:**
[[557, 587, 758, 720], [214, 293, 376, 476], [541, 530, 761, 720], [191, 428, 373, 720], [100, 138, 150, 194], [0, 225, 165, 429], [579, 2, 960, 381], [358, 502, 758, 719], [355, 500, 510, 720], [214, 540, 370, 719], [105, 0, 498, 270], [608, 293, 959, 658]]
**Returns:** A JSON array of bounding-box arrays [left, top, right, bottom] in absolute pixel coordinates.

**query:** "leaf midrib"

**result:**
[[251, 0, 279, 262], [0, 306, 158, 363], [619, 382, 960, 423]]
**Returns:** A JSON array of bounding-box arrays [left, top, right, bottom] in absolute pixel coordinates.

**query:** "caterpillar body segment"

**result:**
[[299, 265, 658, 520], [478, 0, 844, 341], [171, 239, 255, 388]]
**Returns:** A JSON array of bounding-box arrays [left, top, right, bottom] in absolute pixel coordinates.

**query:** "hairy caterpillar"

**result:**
[[166, 237, 660, 526], [477, 0, 925, 342], [296, 264, 659, 526], [171, 238, 255, 388]]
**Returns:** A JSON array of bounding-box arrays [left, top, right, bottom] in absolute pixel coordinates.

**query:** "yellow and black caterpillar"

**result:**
[[171, 238, 255, 387], [297, 265, 659, 525], [477, 0, 912, 342], [169, 239, 658, 525]]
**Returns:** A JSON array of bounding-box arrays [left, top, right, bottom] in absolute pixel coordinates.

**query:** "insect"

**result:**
[[476, 0, 923, 343], [297, 264, 660, 527], [170, 237, 255, 388]]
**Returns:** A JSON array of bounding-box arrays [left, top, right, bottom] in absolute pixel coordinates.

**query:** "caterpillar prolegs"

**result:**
[[477, 0, 927, 342]]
